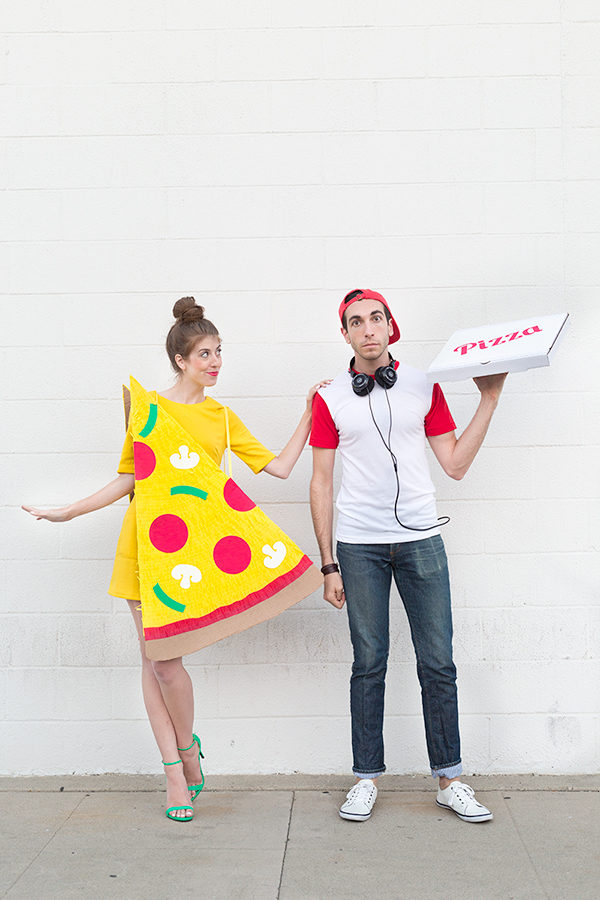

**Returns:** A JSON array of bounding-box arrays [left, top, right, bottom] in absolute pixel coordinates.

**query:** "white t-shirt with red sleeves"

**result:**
[[309, 362, 456, 544]]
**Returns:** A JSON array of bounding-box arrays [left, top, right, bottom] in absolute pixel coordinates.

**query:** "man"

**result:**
[[309, 289, 507, 823]]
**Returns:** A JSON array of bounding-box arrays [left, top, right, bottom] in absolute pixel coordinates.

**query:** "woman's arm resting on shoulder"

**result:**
[[428, 372, 507, 480], [22, 473, 135, 522], [310, 446, 345, 609], [262, 380, 331, 479]]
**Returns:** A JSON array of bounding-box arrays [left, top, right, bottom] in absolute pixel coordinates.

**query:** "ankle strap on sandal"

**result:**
[[177, 734, 199, 753]]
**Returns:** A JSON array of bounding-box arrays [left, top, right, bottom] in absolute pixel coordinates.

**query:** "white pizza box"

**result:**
[[426, 312, 569, 383]]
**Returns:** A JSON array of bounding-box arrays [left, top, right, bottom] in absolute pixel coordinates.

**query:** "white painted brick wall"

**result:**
[[1, 2, 598, 777]]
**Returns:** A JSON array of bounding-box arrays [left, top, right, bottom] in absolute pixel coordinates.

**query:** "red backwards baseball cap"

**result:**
[[338, 289, 401, 344]]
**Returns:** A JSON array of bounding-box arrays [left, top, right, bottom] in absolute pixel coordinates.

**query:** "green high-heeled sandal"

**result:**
[[162, 759, 194, 822], [178, 733, 205, 801]]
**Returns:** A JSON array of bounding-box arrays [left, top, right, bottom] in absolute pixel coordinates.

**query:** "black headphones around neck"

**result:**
[[349, 355, 398, 396]]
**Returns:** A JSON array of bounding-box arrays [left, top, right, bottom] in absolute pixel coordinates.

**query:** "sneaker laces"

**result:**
[[448, 782, 485, 808], [346, 780, 375, 803], [450, 782, 474, 800]]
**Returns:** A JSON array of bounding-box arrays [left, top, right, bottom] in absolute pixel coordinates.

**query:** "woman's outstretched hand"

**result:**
[[262, 380, 334, 479], [306, 379, 332, 409], [21, 475, 134, 522], [21, 504, 72, 522]]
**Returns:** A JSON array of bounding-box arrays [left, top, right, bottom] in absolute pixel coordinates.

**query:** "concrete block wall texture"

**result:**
[[1, 1, 599, 776]]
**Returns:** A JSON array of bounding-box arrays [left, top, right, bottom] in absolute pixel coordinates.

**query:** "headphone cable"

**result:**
[[367, 389, 450, 532]]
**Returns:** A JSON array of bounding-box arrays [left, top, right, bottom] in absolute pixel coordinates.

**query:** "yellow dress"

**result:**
[[109, 394, 275, 602]]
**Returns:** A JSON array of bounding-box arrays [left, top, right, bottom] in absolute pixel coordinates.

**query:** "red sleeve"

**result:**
[[424, 383, 456, 436], [309, 392, 339, 448]]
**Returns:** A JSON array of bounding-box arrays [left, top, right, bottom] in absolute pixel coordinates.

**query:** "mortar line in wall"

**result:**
[[1, 233, 576, 244], [1, 601, 596, 613], [4, 657, 598, 666], [2, 669, 597, 678], [4, 713, 598, 723], [0, 281, 580, 291], [1, 455, 597, 463], [1, 24, 566, 35], [2, 23, 566, 34], [2, 439, 596, 448], [0, 235, 574, 249], [0, 72, 567, 85], [4, 500, 311, 507], [0, 226, 576, 237], [559, 1, 568, 315], [4, 675, 599, 686], [1, 286, 596, 296], [0, 129, 570, 144], [1, 127, 581, 139], [5, 179, 587, 192], [0, 231, 578, 244], [0, 177, 572, 187]]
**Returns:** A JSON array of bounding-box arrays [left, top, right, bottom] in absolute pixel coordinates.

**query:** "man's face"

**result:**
[[341, 299, 394, 361]]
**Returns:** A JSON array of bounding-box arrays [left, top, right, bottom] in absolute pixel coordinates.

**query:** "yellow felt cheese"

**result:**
[[128, 377, 321, 659]]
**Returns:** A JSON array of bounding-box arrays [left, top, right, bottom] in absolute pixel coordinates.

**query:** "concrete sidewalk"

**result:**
[[1, 775, 599, 899]]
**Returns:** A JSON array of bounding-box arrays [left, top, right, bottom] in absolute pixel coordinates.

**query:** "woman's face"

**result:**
[[177, 334, 222, 387]]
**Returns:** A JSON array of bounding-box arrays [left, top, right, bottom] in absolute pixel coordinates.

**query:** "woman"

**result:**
[[23, 297, 326, 822]]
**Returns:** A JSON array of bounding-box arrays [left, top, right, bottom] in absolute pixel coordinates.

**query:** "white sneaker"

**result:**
[[436, 781, 493, 823], [339, 779, 378, 821]]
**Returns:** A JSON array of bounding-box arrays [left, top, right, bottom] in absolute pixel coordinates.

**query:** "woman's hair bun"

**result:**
[[172, 296, 205, 323], [166, 298, 219, 374]]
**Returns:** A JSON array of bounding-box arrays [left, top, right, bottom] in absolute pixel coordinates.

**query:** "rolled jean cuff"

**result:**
[[431, 761, 463, 780], [353, 770, 384, 779]]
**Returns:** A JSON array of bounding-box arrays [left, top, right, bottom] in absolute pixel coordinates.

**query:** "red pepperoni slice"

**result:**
[[133, 442, 156, 480], [223, 478, 256, 512], [149, 514, 188, 553], [213, 536, 252, 575]]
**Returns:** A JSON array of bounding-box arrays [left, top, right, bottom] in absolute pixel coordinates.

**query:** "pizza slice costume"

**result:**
[[109, 377, 322, 660]]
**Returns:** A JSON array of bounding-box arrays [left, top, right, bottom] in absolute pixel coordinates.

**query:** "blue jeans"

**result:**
[[337, 536, 462, 780]]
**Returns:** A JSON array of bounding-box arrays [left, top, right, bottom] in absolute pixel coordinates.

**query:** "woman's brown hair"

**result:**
[[166, 297, 220, 375]]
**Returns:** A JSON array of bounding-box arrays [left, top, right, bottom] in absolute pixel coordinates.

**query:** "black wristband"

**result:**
[[321, 563, 339, 575]]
